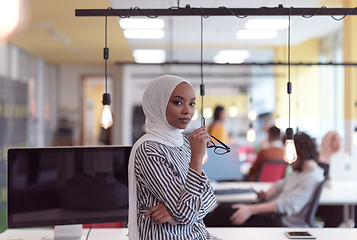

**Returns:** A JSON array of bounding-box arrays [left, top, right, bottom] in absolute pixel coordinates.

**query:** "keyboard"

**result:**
[[214, 188, 256, 195]]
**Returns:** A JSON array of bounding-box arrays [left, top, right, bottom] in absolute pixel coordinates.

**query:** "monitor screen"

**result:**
[[7, 145, 131, 228]]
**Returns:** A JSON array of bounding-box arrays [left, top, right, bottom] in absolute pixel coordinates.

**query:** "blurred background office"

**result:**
[[1, 0, 357, 232]]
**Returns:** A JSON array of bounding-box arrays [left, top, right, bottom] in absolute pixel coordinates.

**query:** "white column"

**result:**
[[36, 59, 45, 147], [9, 45, 19, 80], [0, 44, 9, 77]]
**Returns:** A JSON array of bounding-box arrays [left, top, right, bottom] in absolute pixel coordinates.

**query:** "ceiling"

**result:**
[[8, 0, 344, 66]]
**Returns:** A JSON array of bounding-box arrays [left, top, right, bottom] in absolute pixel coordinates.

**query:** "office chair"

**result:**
[[306, 177, 328, 228], [256, 160, 287, 182]]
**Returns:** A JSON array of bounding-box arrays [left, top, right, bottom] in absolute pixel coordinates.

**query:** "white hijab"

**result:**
[[128, 75, 193, 239]]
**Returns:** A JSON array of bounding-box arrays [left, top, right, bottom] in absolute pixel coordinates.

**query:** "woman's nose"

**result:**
[[182, 104, 190, 113]]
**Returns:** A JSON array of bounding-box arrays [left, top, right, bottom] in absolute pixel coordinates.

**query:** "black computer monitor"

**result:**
[[7, 145, 131, 238]]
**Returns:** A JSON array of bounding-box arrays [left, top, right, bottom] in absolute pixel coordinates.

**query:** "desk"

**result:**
[[214, 181, 357, 226], [1, 228, 357, 240]]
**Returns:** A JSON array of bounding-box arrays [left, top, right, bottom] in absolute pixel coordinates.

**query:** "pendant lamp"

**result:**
[[283, 8, 297, 164], [99, 13, 113, 129]]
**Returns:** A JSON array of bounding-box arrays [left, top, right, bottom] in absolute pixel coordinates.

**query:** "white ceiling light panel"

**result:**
[[119, 18, 165, 29], [124, 29, 165, 39], [213, 50, 251, 63], [133, 49, 166, 63], [244, 19, 290, 30], [236, 30, 278, 39]]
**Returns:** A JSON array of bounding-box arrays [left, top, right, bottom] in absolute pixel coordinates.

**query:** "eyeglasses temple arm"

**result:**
[[209, 135, 231, 151]]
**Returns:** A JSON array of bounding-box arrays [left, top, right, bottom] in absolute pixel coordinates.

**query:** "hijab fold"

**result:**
[[128, 75, 192, 240]]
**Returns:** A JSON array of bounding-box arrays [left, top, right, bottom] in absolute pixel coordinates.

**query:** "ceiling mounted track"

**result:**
[[75, 5, 357, 17]]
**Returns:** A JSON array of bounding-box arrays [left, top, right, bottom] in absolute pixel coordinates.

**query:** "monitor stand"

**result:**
[[42, 224, 84, 240]]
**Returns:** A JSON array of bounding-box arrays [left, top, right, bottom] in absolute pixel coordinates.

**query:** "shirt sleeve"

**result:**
[[135, 142, 216, 226], [192, 169, 217, 220], [272, 178, 285, 193], [274, 175, 317, 216]]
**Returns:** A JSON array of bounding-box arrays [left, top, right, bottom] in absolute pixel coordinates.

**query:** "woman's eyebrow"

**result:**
[[172, 96, 196, 101], [172, 95, 184, 100]]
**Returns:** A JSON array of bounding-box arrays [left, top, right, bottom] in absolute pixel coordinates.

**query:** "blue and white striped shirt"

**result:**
[[134, 136, 217, 240]]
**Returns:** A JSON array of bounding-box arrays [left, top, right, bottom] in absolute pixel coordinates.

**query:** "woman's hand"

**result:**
[[189, 126, 211, 163], [229, 203, 252, 225], [144, 203, 179, 226]]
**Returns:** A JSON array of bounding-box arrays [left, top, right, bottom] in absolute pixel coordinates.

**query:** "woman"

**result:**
[[316, 131, 343, 227], [318, 131, 341, 177], [128, 75, 217, 240], [205, 132, 324, 227], [206, 106, 230, 143]]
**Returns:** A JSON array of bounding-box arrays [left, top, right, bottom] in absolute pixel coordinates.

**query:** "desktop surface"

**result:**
[[1, 227, 357, 240]]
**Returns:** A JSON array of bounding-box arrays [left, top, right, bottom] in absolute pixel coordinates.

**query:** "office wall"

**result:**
[[0, 42, 58, 231], [121, 64, 274, 146], [57, 65, 123, 145]]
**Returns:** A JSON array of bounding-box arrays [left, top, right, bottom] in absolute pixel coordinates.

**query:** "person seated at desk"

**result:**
[[248, 126, 284, 181], [204, 132, 324, 228], [317, 131, 341, 177]]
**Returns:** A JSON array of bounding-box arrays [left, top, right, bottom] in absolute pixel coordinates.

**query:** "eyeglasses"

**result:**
[[207, 135, 231, 155]]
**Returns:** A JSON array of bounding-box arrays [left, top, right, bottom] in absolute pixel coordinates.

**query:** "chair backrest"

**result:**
[[306, 177, 328, 228], [256, 160, 287, 182]]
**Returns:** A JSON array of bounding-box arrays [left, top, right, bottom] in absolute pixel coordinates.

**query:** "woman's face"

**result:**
[[219, 109, 226, 121], [331, 134, 341, 152], [166, 82, 196, 129]]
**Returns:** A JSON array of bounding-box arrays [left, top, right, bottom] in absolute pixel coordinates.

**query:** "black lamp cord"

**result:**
[[199, 9, 209, 127], [200, 13, 204, 126], [104, 13, 109, 94], [287, 7, 291, 129]]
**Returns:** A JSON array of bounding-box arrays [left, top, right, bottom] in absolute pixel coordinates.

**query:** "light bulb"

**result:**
[[0, 0, 19, 40], [202, 149, 208, 165], [203, 107, 213, 119], [100, 105, 113, 129], [248, 110, 257, 121], [247, 124, 255, 142], [100, 93, 113, 129], [229, 106, 238, 117], [275, 118, 282, 129], [284, 139, 297, 164], [353, 127, 357, 146], [283, 128, 297, 164]]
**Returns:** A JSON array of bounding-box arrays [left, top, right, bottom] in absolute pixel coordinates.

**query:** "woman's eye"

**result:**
[[190, 102, 196, 106], [173, 101, 182, 106]]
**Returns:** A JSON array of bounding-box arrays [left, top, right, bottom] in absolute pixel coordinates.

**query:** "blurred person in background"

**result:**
[[317, 131, 341, 177], [248, 126, 284, 181], [315, 130, 344, 227], [206, 106, 231, 144], [205, 132, 324, 228]]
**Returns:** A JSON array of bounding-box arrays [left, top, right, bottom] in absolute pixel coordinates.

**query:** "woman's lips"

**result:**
[[179, 118, 191, 123]]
